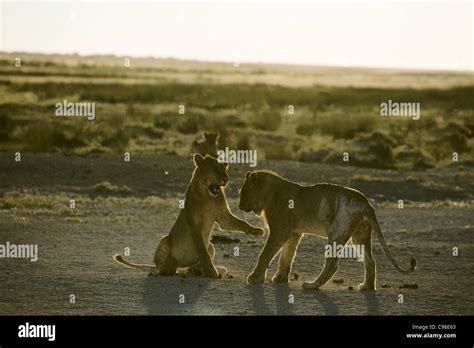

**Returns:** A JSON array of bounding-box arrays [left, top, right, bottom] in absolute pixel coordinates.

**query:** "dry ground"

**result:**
[[0, 153, 473, 315]]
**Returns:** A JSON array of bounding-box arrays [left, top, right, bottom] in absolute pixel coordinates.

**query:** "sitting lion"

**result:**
[[239, 170, 416, 290], [114, 154, 264, 277]]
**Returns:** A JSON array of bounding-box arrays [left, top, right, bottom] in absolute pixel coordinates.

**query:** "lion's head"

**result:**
[[239, 171, 265, 216], [193, 153, 229, 197]]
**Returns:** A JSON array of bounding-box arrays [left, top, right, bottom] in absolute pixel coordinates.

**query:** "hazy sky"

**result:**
[[1, 1, 472, 70]]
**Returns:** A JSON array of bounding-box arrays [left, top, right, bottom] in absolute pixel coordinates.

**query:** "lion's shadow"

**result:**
[[142, 276, 379, 315], [248, 283, 340, 315], [363, 291, 380, 315], [142, 275, 213, 315], [248, 283, 380, 315]]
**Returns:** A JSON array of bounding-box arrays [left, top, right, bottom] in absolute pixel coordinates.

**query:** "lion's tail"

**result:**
[[113, 254, 155, 273], [367, 207, 417, 274]]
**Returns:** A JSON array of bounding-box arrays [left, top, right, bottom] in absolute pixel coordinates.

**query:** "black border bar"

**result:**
[[0, 316, 472, 346]]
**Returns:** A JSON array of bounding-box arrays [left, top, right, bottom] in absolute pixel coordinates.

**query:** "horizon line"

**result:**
[[1, 50, 473, 74]]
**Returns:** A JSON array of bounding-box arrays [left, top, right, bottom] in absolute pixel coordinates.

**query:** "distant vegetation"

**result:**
[[0, 52, 473, 170]]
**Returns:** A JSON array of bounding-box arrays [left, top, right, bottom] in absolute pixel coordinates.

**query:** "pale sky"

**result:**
[[1, 0, 473, 70]]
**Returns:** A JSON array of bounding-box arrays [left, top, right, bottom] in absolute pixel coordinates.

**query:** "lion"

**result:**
[[191, 132, 219, 158], [113, 154, 264, 277], [238, 170, 416, 290]]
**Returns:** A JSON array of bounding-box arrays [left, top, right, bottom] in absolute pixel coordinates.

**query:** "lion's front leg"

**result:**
[[217, 210, 265, 237], [272, 233, 302, 283], [187, 243, 227, 277], [248, 230, 290, 284], [188, 225, 219, 278]]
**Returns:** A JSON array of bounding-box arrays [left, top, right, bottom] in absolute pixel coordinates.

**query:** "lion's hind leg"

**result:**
[[302, 252, 340, 290], [303, 217, 353, 290], [186, 264, 203, 276], [152, 235, 178, 276], [352, 220, 376, 291]]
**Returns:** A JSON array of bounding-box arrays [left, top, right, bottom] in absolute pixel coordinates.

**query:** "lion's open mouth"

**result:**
[[208, 184, 222, 197]]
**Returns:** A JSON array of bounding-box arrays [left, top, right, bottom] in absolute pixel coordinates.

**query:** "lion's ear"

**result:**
[[193, 153, 205, 167]]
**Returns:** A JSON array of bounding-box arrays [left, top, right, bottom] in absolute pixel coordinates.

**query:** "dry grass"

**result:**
[[1, 52, 473, 170]]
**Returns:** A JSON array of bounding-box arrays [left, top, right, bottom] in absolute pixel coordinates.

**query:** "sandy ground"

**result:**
[[0, 153, 473, 315]]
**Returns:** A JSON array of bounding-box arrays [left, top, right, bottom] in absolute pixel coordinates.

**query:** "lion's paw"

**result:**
[[247, 272, 265, 284], [302, 281, 321, 290], [358, 283, 376, 291], [272, 273, 289, 283], [216, 266, 228, 277]]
